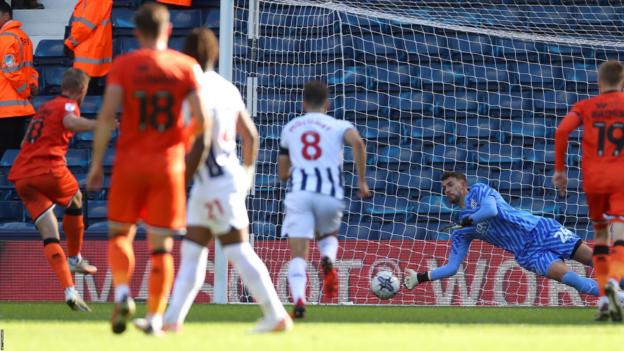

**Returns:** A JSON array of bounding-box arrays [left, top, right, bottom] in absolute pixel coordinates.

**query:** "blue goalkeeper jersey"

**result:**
[[451, 183, 541, 258]]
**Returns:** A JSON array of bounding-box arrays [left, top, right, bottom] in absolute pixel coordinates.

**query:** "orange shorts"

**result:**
[[107, 164, 186, 233], [13, 168, 79, 222], [586, 193, 624, 222]]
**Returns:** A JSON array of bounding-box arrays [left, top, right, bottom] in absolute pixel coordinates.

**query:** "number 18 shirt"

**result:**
[[555, 91, 624, 193], [279, 112, 354, 199], [107, 48, 201, 173]]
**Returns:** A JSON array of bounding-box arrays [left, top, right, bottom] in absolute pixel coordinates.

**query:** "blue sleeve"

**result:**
[[430, 229, 472, 281], [469, 195, 498, 223]]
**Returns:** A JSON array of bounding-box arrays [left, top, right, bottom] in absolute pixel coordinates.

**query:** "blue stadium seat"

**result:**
[[86, 221, 108, 233], [80, 96, 102, 117], [269, 64, 323, 87], [403, 117, 448, 143], [416, 64, 464, 92], [543, 43, 592, 61], [0, 149, 19, 173], [0, 222, 35, 231], [202, 7, 220, 29], [340, 223, 373, 240], [514, 62, 564, 89], [112, 8, 134, 32], [66, 149, 89, 173], [258, 37, 302, 61], [563, 63, 598, 91], [41, 66, 65, 95], [0, 174, 15, 200], [564, 168, 583, 192], [371, 64, 413, 91], [251, 221, 278, 239], [434, 91, 480, 118], [34, 39, 67, 66], [262, 6, 336, 35], [350, 34, 402, 62], [395, 168, 442, 198], [256, 94, 299, 120], [193, 0, 219, 7], [168, 36, 185, 52], [481, 91, 529, 119], [103, 148, 115, 173], [119, 37, 140, 54], [573, 5, 622, 30], [388, 91, 436, 119], [477, 144, 523, 168], [327, 66, 369, 90], [362, 196, 413, 222], [446, 34, 493, 62], [86, 200, 107, 225], [341, 92, 389, 119], [413, 195, 454, 220], [496, 170, 535, 196], [401, 33, 449, 61], [494, 38, 545, 62], [112, 0, 138, 8], [256, 149, 277, 168], [254, 174, 279, 194], [424, 144, 473, 170], [531, 91, 578, 118], [377, 223, 423, 240], [344, 168, 394, 194], [32, 95, 54, 111], [560, 194, 589, 218], [0, 201, 22, 222], [257, 124, 281, 143], [460, 62, 513, 90], [357, 120, 402, 143], [452, 117, 504, 145], [248, 197, 281, 222], [373, 145, 420, 169], [500, 117, 556, 145], [170, 9, 202, 30], [520, 5, 573, 28], [341, 13, 391, 34]]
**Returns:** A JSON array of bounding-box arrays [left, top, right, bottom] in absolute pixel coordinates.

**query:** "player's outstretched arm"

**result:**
[[461, 195, 498, 226], [237, 109, 259, 191], [63, 114, 97, 132], [553, 111, 582, 196], [344, 128, 370, 198], [87, 84, 121, 191], [277, 153, 291, 182]]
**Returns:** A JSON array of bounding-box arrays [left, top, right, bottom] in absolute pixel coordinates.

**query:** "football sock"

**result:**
[[593, 245, 610, 296], [223, 242, 287, 321], [561, 271, 598, 296], [114, 284, 130, 303], [164, 239, 208, 326], [108, 234, 135, 287], [288, 257, 307, 304], [63, 208, 84, 257], [609, 240, 624, 284], [43, 238, 73, 289], [147, 250, 174, 316], [317, 236, 339, 263]]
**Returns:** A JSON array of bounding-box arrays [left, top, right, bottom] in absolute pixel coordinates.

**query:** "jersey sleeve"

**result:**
[[429, 228, 473, 281], [279, 125, 289, 152], [187, 63, 202, 96], [337, 119, 356, 137]]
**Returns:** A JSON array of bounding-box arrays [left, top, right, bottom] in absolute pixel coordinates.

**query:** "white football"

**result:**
[[371, 270, 400, 300]]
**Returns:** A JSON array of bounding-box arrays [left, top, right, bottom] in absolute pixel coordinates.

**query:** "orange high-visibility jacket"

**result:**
[[65, 0, 112, 77], [157, 0, 191, 6], [0, 20, 36, 118]]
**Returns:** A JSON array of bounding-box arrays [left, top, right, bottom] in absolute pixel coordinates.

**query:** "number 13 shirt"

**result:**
[[279, 112, 354, 199], [555, 91, 624, 194], [107, 48, 201, 173]]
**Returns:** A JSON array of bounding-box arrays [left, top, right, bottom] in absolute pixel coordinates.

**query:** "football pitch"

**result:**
[[0, 303, 622, 351]]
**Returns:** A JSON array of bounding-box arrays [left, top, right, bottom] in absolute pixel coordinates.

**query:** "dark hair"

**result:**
[[441, 171, 467, 183], [134, 2, 169, 39], [183, 27, 219, 71], [0, 2, 12, 19], [61, 68, 90, 93], [303, 80, 328, 108], [598, 61, 624, 87]]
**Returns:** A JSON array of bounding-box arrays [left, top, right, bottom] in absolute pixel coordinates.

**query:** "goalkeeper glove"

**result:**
[[460, 216, 473, 227], [403, 269, 430, 290]]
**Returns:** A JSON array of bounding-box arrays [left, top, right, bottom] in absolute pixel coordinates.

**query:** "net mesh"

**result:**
[[233, 0, 616, 306]]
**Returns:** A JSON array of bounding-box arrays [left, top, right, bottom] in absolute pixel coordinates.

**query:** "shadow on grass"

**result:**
[[0, 302, 607, 325]]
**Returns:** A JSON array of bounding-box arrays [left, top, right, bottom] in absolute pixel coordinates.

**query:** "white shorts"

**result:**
[[281, 191, 345, 239], [187, 179, 249, 236]]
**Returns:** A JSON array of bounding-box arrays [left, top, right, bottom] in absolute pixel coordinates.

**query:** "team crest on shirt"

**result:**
[[3, 54, 15, 67], [65, 103, 76, 112]]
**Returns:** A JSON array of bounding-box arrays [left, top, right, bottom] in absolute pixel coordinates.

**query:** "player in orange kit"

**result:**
[[554, 60, 624, 321], [8, 68, 97, 311], [86, 3, 210, 335]]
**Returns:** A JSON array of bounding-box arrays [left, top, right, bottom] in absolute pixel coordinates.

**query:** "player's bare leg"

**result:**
[[219, 227, 291, 333], [317, 231, 339, 299], [37, 208, 90, 312], [133, 231, 175, 336], [288, 237, 309, 319], [64, 191, 97, 275], [163, 226, 213, 333], [109, 224, 137, 334]]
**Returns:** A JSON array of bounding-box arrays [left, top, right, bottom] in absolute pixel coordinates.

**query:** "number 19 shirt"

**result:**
[[279, 112, 354, 199], [555, 91, 624, 193], [107, 48, 201, 173]]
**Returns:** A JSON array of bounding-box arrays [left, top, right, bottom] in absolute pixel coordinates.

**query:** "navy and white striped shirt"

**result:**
[[280, 113, 354, 199]]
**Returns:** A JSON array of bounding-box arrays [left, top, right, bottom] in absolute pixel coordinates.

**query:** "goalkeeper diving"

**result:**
[[404, 171, 623, 304]]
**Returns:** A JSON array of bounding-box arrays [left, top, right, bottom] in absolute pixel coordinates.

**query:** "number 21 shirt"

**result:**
[[279, 112, 354, 199], [107, 48, 201, 173], [555, 90, 624, 193]]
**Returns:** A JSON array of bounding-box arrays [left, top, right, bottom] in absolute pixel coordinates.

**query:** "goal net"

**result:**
[[233, 0, 622, 306]]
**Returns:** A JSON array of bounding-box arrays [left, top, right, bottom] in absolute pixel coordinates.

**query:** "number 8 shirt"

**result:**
[[279, 112, 354, 239], [106, 48, 201, 233], [555, 90, 624, 221]]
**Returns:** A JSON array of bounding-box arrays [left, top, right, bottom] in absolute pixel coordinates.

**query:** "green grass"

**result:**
[[1, 303, 623, 351]]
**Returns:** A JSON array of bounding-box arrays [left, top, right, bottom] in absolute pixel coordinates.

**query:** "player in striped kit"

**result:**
[[404, 172, 624, 308], [278, 81, 370, 318], [162, 28, 291, 333]]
